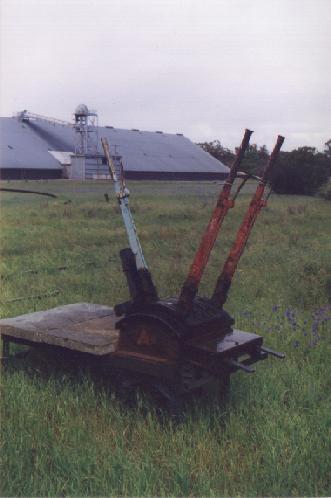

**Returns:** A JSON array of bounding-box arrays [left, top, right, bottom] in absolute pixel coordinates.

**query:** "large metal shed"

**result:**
[[0, 113, 229, 180]]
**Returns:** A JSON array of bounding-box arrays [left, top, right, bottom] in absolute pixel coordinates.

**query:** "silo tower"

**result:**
[[74, 104, 99, 154]]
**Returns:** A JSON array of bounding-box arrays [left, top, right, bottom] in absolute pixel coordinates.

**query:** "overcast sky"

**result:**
[[1, 0, 330, 151]]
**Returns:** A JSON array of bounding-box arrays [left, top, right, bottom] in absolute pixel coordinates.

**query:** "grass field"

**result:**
[[1, 179, 330, 497]]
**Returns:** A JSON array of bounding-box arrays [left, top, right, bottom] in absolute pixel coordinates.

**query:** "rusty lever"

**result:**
[[211, 135, 285, 307], [177, 129, 253, 315]]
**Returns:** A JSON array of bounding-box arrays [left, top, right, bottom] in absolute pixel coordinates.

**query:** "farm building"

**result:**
[[0, 105, 229, 180]]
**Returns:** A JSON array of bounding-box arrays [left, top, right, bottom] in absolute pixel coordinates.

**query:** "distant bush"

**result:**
[[270, 147, 330, 196], [198, 140, 269, 175], [318, 182, 331, 201], [199, 138, 331, 196]]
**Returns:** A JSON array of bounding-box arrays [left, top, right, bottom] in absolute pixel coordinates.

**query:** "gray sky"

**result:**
[[1, 0, 330, 151]]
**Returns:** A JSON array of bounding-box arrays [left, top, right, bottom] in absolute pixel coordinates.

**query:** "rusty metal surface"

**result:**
[[177, 129, 253, 314], [186, 329, 262, 356], [212, 135, 285, 307]]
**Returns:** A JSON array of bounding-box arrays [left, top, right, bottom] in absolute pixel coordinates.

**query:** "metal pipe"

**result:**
[[211, 135, 285, 307], [101, 137, 148, 270], [177, 129, 253, 314], [0, 188, 57, 198], [261, 346, 285, 359]]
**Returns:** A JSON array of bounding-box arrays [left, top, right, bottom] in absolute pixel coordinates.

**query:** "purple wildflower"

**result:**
[[285, 307, 297, 330]]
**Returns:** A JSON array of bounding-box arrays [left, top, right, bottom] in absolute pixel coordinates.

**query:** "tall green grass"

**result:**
[[1, 180, 330, 496]]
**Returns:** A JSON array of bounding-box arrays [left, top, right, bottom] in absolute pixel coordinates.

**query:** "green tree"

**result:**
[[270, 147, 330, 195], [198, 141, 270, 174], [197, 140, 235, 165], [324, 139, 331, 158], [238, 144, 269, 176]]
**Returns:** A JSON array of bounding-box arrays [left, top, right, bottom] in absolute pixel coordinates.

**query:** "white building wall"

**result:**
[[70, 155, 85, 179]]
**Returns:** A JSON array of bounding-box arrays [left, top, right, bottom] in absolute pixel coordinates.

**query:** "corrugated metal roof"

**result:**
[[0, 118, 62, 170], [0, 117, 228, 174]]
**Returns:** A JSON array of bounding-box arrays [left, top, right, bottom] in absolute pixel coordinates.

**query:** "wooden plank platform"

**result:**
[[0, 303, 120, 355]]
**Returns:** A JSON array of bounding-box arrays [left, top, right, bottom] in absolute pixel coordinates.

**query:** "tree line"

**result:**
[[198, 139, 331, 196]]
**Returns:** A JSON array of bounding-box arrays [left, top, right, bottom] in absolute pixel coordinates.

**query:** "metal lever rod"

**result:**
[[101, 137, 148, 270], [177, 129, 253, 314], [211, 135, 285, 307], [224, 358, 256, 373], [261, 346, 285, 359]]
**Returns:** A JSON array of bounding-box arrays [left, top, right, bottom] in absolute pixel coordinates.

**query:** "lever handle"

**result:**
[[211, 135, 285, 307], [177, 129, 253, 315]]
